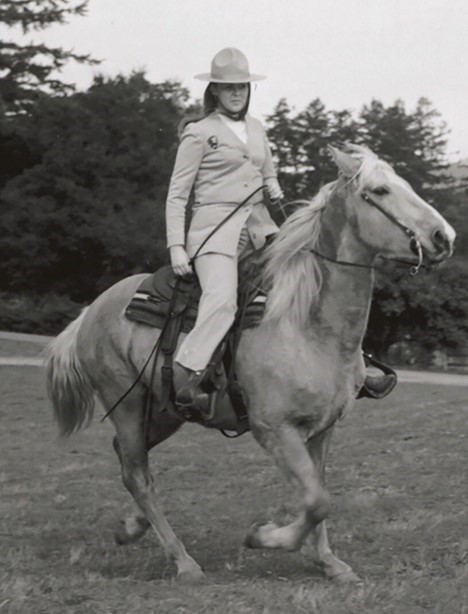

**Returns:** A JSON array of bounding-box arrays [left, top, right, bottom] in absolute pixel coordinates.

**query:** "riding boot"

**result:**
[[173, 363, 211, 422], [358, 373, 397, 399]]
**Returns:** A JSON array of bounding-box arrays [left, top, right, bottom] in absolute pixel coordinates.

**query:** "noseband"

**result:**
[[309, 190, 424, 276]]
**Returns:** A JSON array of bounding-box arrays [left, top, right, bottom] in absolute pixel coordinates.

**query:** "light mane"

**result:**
[[262, 184, 333, 328], [262, 145, 395, 328]]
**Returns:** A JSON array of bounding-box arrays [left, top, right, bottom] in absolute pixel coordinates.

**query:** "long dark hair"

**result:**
[[178, 83, 251, 137]]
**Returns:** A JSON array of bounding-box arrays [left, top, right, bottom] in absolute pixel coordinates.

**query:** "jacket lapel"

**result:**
[[245, 114, 255, 153]]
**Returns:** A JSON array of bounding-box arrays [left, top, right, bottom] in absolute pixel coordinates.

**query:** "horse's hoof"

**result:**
[[244, 531, 260, 549], [244, 521, 278, 549], [330, 570, 363, 585], [114, 518, 149, 545], [114, 523, 132, 545], [176, 567, 206, 585]]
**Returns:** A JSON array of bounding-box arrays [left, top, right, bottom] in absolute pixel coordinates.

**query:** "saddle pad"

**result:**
[[125, 265, 266, 332]]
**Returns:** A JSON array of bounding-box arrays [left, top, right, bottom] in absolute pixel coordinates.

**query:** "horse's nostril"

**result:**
[[432, 228, 449, 253]]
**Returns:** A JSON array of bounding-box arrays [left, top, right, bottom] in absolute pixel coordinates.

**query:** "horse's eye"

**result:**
[[371, 186, 389, 196]]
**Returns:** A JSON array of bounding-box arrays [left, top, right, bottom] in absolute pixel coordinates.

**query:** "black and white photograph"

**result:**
[[1, 1, 467, 612]]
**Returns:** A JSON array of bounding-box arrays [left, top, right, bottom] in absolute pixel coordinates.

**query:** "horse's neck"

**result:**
[[310, 193, 375, 358]]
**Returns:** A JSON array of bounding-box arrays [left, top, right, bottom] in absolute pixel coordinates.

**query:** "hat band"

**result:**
[[212, 68, 250, 81]]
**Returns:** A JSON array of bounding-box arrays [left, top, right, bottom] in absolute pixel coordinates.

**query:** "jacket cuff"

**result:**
[[167, 232, 186, 248], [264, 176, 280, 188]]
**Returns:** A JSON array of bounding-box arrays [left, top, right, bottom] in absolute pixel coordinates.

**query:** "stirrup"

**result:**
[[358, 373, 397, 399], [358, 352, 397, 399]]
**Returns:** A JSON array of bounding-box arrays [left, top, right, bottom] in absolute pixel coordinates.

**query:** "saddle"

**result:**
[[125, 250, 267, 435]]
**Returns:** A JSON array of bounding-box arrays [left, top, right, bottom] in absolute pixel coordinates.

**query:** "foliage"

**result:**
[[366, 259, 468, 356], [359, 97, 452, 201], [0, 0, 95, 112], [0, 291, 81, 334], [265, 96, 452, 201], [265, 98, 361, 199], [0, 73, 188, 301]]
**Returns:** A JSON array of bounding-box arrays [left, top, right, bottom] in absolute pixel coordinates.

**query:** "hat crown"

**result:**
[[194, 47, 265, 82], [211, 48, 249, 80]]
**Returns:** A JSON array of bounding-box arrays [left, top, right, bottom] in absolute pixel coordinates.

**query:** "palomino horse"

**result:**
[[46, 145, 455, 583]]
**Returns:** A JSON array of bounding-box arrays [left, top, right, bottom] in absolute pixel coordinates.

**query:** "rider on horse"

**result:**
[[165, 48, 395, 415]]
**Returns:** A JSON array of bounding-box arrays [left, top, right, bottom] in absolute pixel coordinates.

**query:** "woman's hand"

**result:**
[[169, 245, 193, 276], [265, 179, 284, 202]]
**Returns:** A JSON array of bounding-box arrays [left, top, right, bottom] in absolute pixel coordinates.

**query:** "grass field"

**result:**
[[1, 355, 467, 613]]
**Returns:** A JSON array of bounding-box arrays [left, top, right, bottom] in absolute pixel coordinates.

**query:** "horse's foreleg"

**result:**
[[109, 398, 203, 583], [245, 424, 330, 552], [303, 429, 361, 583], [305, 520, 361, 583]]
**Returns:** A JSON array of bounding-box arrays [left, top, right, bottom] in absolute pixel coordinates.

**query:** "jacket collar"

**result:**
[[212, 111, 251, 151]]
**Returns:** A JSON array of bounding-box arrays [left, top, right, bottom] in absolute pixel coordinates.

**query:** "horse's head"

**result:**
[[328, 144, 455, 269]]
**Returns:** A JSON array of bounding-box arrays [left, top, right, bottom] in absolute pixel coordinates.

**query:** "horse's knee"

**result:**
[[305, 488, 331, 525], [120, 460, 150, 496]]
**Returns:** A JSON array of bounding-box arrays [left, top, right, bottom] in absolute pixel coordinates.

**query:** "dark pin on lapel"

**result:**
[[208, 136, 218, 149]]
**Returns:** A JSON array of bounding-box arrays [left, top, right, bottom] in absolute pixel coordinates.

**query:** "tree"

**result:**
[[266, 99, 361, 199], [264, 99, 306, 200], [366, 260, 468, 358], [295, 101, 362, 196], [359, 97, 450, 199], [0, 74, 189, 300], [0, 0, 95, 112]]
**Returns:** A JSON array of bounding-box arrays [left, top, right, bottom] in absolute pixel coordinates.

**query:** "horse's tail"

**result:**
[[46, 308, 95, 437]]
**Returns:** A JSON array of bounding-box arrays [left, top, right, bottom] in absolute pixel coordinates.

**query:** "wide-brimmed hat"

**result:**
[[194, 48, 265, 83]]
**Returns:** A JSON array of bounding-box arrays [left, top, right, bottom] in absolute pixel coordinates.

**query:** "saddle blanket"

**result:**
[[125, 265, 266, 333]]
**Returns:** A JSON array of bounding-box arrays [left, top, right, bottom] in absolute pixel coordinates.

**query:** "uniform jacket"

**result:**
[[165, 112, 279, 257]]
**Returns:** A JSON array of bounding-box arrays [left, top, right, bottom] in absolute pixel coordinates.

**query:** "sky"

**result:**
[[13, 0, 468, 159]]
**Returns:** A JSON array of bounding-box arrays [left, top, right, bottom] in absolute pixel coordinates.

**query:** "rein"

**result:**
[[310, 190, 424, 276]]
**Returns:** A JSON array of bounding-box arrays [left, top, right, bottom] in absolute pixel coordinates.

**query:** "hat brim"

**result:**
[[194, 73, 266, 82]]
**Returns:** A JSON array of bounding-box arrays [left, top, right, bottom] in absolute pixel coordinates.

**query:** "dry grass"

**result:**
[[0, 354, 467, 613]]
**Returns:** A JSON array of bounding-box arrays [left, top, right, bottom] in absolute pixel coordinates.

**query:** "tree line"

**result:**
[[1, 0, 467, 361]]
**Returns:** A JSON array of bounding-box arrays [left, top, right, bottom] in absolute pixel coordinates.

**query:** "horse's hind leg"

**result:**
[[113, 408, 184, 546], [245, 424, 330, 552], [107, 393, 203, 583]]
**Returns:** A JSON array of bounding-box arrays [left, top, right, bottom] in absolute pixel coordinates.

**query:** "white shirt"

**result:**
[[219, 114, 247, 144]]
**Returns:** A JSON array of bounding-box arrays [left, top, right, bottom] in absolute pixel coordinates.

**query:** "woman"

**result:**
[[166, 47, 282, 412], [166, 48, 396, 414]]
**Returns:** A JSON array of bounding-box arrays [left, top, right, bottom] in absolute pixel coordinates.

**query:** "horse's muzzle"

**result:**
[[417, 227, 455, 265]]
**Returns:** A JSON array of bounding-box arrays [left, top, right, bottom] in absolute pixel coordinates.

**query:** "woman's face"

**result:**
[[213, 83, 249, 114]]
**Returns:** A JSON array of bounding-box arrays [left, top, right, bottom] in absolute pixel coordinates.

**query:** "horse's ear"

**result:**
[[328, 145, 361, 177]]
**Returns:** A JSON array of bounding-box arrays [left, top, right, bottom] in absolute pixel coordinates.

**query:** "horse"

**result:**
[[46, 145, 455, 584]]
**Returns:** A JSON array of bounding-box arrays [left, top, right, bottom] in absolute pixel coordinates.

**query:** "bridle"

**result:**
[[309, 189, 424, 276]]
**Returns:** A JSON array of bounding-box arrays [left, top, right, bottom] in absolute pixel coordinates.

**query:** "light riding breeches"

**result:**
[[175, 227, 254, 372]]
